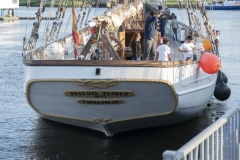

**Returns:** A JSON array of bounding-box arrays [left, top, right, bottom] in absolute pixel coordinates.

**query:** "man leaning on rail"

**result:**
[[142, 11, 161, 61], [178, 36, 201, 61]]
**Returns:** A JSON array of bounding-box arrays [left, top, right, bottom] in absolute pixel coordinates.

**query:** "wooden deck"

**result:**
[[165, 33, 185, 61], [24, 29, 202, 65]]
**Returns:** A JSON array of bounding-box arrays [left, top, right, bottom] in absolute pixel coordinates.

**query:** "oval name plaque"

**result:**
[[77, 99, 124, 105], [64, 90, 135, 98]]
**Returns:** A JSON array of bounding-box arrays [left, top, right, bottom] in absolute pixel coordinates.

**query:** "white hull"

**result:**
[[24, 62, 217, 136]]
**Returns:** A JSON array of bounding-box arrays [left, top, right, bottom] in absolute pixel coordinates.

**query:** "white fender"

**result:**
[[44, 42, 64, 60], [180, 29, 186, 42]]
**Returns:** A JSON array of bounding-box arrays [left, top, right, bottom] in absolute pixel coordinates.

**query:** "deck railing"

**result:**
[[163, 106, 240, 160]]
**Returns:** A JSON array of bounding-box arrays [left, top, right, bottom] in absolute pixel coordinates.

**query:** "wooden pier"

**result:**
[[0, 17, 55, 21], [19, 17, 55, 20], [0, 16, 19, 20]]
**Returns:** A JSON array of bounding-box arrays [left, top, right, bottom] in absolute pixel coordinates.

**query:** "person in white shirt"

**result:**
[[155, 37, 171, 61], [170, 16, 178, 41], [215, 30, 220, 55], [178, 36, 200, 61], [215, 30, 220, 46], [158, 0, 162, 14], [215, 30, 220, 41], [32, 53, 38, 60]]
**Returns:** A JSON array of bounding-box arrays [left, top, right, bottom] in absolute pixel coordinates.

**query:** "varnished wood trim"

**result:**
[[23, 59, 199, 67], [125, 29, 145, 33]]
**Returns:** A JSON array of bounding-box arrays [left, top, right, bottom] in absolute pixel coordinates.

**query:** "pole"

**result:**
[[12, 9, 15, 17], [8, 9, 11, 17]]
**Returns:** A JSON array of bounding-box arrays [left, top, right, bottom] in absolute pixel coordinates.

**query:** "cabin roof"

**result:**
[[0, 0, 19, 9]]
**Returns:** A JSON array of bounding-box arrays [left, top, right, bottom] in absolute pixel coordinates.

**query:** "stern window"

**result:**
[[12, 0, 17, 4]]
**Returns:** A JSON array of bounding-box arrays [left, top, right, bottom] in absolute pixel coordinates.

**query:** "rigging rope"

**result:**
[[194, 0, 199, 18], [24, 0, 31, 38], [96, 22, 102, 48], [58, 0, 69, 37], [178, 0, 186, 26], [85, 1, 93, 26], [31, 0, 47, 57], [56, 0, 69, 42], [41, 0, 56, 58], [210, 0, 216, 33], [24, 0, 46, 52], [194, 0, 203, 38], [52, 0, 63, 41], [63, 10, 72, 38], [94, 0, 102, 16]]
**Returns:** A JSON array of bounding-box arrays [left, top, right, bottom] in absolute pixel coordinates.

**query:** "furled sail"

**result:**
[[89, 2, 143, 29]]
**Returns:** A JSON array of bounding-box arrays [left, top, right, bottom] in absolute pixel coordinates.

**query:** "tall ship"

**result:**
[[22, 0, 226, 136]]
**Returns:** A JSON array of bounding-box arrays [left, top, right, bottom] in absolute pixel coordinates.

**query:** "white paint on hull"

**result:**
[[24, 63, 217, 136], [24, 63, 214, 91]]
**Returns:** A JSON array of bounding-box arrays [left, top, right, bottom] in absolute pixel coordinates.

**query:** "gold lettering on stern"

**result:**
[[64, 90, 136, 98], [77, 80, 118, 89], [77, 99, 124, 104]]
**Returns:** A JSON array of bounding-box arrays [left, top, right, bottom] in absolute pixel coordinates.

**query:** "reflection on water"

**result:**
[[25, 109, 212, 160], [0, 7, 239, 160]]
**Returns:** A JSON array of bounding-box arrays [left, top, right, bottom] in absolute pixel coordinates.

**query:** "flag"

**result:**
[[72, 0, 80, 59], [89, 27, 94, 35]]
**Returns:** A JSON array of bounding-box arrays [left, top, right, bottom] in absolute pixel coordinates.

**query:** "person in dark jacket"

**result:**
[[159, 14, 165, 37], [130, 32, 142, 60], [142, 11, 160, 60], [171, 16, 178, 41]]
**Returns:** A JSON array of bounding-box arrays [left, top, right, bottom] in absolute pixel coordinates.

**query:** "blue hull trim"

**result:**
[[205, 6, 240, 10]]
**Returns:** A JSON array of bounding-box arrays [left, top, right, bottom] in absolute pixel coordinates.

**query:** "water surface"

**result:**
[[0, 7, 239, 160]]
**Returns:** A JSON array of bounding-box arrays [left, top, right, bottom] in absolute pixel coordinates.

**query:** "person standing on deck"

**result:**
[[155, 37, 171, 61], [178, 36, 201, 61], [215, 30, 220, 41], [143, 11, 160, 60], [130, 32, 142, 60], [171, 16, 178, 41], [215, 30, 220, 45], [215, 30, 220, 55], [159, 15, 165, 38], [158, 0, 163, 14]]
